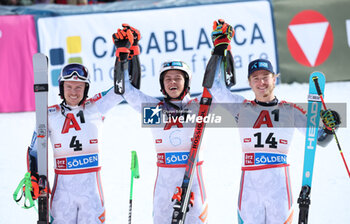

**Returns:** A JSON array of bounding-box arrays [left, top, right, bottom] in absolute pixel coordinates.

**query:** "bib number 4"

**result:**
[[70, 136, 82, 151]]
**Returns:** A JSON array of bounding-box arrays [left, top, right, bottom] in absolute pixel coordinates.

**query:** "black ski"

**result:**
[[171, 87, 212, 224]]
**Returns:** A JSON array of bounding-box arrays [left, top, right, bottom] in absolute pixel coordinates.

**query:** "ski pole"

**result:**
[[313, 77, 350, 178], [129, 151, 140, 224], [13, 172, 36, 209]]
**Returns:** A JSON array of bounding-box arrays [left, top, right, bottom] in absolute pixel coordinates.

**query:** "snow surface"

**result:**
[[1, 81, 350, 224]]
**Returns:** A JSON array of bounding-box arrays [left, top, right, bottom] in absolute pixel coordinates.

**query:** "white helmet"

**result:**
[[159, 60, 192, 100], [58, 63, 90, 105]]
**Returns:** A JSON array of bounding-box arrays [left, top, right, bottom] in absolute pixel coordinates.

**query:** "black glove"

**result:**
[[112, 28, 134, 61], [122, 24, 141, 60], [321, 109, 341, 134]]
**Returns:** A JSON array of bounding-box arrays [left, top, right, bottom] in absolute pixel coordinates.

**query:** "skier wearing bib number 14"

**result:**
[[112, 24, 208, 223], [22, 63, 127, 223], [207, 19, 341, 224]]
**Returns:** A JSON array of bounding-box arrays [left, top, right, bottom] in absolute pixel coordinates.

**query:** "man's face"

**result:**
[[163, 70, 185, 99], [63, 81, 85, 106], [248, 70, 276, 102]]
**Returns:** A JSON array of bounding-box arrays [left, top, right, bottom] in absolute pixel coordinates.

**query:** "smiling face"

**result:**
[[163, 70, 185, 100], [63, 81, 86, 106], [248, 70, 276, 102]]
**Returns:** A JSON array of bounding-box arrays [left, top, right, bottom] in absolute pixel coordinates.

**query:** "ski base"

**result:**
[[33, 53, 50, 224]]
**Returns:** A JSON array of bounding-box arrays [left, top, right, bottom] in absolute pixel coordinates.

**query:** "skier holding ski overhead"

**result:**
[[206, 19, 341, 224], [25, 63, 126, 223], [112, 24, 208, 224]]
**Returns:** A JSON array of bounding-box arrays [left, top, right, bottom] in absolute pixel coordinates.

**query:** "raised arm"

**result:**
[[210, 56, 245, 103], [112, 24, 160, 113], [205, 19, 245, 104], [93, 87, 124, 115], [123, 66, 160, 113]]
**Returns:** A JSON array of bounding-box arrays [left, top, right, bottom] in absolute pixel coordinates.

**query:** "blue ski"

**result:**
[[298, 71, 325, 224]]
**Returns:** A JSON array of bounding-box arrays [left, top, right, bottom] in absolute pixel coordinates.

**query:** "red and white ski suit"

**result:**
[[209, 58, 307, 224], [122, 70, 208, 224], [29, 87, 123, 223]]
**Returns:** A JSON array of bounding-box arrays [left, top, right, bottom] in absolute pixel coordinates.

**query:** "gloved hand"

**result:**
[[23, 172, 40, 200], [112, 28, 134, 61], [122, 24, 141, 60], [321, 109, 341, 133], [211, 19, 234, 56], [171, 186, 195, 207]]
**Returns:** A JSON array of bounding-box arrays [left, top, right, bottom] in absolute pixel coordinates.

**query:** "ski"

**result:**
[[113, 57, 141, 95], [113, 59, 127, 95], [171, 87, 212, 224], [33, 53, 50, 224], [297, 71, 325, 224]]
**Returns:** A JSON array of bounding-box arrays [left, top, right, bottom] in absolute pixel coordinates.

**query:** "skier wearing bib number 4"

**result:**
[[112, 24, 208, 223], [207, 19, 341, 224], [23, 63, 127, 223]]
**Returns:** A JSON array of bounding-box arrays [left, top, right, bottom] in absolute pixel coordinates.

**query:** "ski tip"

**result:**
[[33, 53, 47, 60], [309, 71, 326, 89], [33, 53, 49, 73], [310, 71, 325, 79]]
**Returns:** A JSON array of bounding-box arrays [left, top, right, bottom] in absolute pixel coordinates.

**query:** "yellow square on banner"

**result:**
[[66, 36, 81, 54], [68, 57, 83, 64]]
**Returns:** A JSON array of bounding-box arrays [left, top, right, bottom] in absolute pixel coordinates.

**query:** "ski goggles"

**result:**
[[159, 60, 191, 77], [60, 64, 89, 81], [162, 61, 184, 68]]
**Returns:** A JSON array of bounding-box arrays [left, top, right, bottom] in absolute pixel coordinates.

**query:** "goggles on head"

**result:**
[[60, 64, 89, 82], [162, 61, 183, 68]]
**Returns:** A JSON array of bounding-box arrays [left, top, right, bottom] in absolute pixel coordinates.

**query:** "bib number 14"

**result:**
[[253, 132, 277, 148]]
